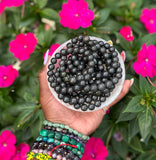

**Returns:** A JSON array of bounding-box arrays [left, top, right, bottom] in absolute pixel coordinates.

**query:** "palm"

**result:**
[[40, 88, 104, 135], [39, 56, 131, 135]]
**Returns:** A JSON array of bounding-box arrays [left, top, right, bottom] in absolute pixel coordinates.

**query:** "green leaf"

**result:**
[[139, 76, 153, 94], [115, 33, 131, 50], [36, 0, 48, 9], [138, 110, 153, 140], [123, 95, 144, 113], [97, 19, 122, 33], [40, 8, 59, 21], [140, 33, 156, 46], [85, 0, 94, 10], [117, 112, 137, 122], [129, 119, 139, 141], [130, 136, 144, 153], [96, 8, 110, 26], [112, 138, 128, 159], [129, 77, 141, 95]]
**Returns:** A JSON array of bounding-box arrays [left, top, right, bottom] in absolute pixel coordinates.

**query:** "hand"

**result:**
[[38, 52, 132, 135]]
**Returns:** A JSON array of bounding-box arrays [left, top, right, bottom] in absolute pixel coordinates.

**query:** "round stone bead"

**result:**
[[62, 135, 69, 142], [55, 132, 62, 140], [39, 130, 48, 137], [81, 104, 87, 111]]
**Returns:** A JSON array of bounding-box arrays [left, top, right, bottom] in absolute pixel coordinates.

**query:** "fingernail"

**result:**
[[130, 78, 134, 86], [107, 40, 113, 46], [43, 49, 49, 65], [121, 51, 126, 62]]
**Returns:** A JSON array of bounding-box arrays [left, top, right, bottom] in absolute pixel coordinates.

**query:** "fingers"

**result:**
[[121, 51, 126, 62], [38, 55, 51, 95], [102, 79, 133, 114]]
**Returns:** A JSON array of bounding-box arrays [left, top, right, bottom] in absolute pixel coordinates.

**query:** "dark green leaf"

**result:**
[[40, 8, 59, 21], [117, 112, 137, 122], [96, 8, 110, 26], [140, 33, 156, 46], [130, 136, 144, 153], [85, 0, 94, 10], [129, 119, 139, 141], [36, 0, 48, 9], [129, 77, 141, 95], [112, 138, 128, 159], [123, 95, 144, 113], [97, 19, 122, 33], [139, 76, 153, 94], [115, 33, 131, 51], [138, 110, 153, 140]]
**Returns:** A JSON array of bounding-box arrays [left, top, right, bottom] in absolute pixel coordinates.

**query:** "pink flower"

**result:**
[[0, 0, 27, 15], [81, 137, 108, 160], [5, 0, 28, 7], [9, 33, 37, 61], [0, 130, 16, 160], [12, 143, 30, 160], [133, 44, 156, 78], [120, 26, 134, 41], [43, 44, 60, 59], [0, 65, 19, 88], [106, 109, 110, 114], [0, 0, 6, 15], [59, 0, 94, 30], [113, 131, 123, 142], [140, 8, 156, 33]]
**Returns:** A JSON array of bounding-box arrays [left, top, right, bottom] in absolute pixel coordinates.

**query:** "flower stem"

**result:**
[[126, 55, 137, 71], [21, 2, 25, 18], [106, 124, 114, 148], [147, 76, 156, 88]]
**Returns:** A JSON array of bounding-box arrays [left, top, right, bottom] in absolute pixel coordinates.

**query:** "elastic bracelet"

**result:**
[[39, 128, 86, 146], [43, 120, 89, 141], [27, 152, 54, 160]]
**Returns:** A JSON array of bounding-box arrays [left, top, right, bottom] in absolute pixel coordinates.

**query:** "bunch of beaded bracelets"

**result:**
[[30, 120, 90, 160]]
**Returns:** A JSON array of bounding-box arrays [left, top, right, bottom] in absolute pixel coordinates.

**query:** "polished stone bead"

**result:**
[[55, 132, 62, 140], [36, 136, 43, 141], [76, 143, 82, 150], [72, 148, 78, 154], [70, 138, 76, 145], [47, 138, 54, 143], [39, 130, 48, 137], [48, 131, 55, 138], [43, 136, 48, 142], [62, 135, 70, 142]]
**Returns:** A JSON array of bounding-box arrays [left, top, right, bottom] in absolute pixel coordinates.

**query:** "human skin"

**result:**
[[38, 55, 131, 135]]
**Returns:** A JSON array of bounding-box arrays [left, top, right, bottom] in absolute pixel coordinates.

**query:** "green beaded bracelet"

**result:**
[[43, 120, 89, 141]]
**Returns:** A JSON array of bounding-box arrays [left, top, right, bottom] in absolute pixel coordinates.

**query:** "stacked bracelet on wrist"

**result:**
[[27, 120, 89, 160]]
